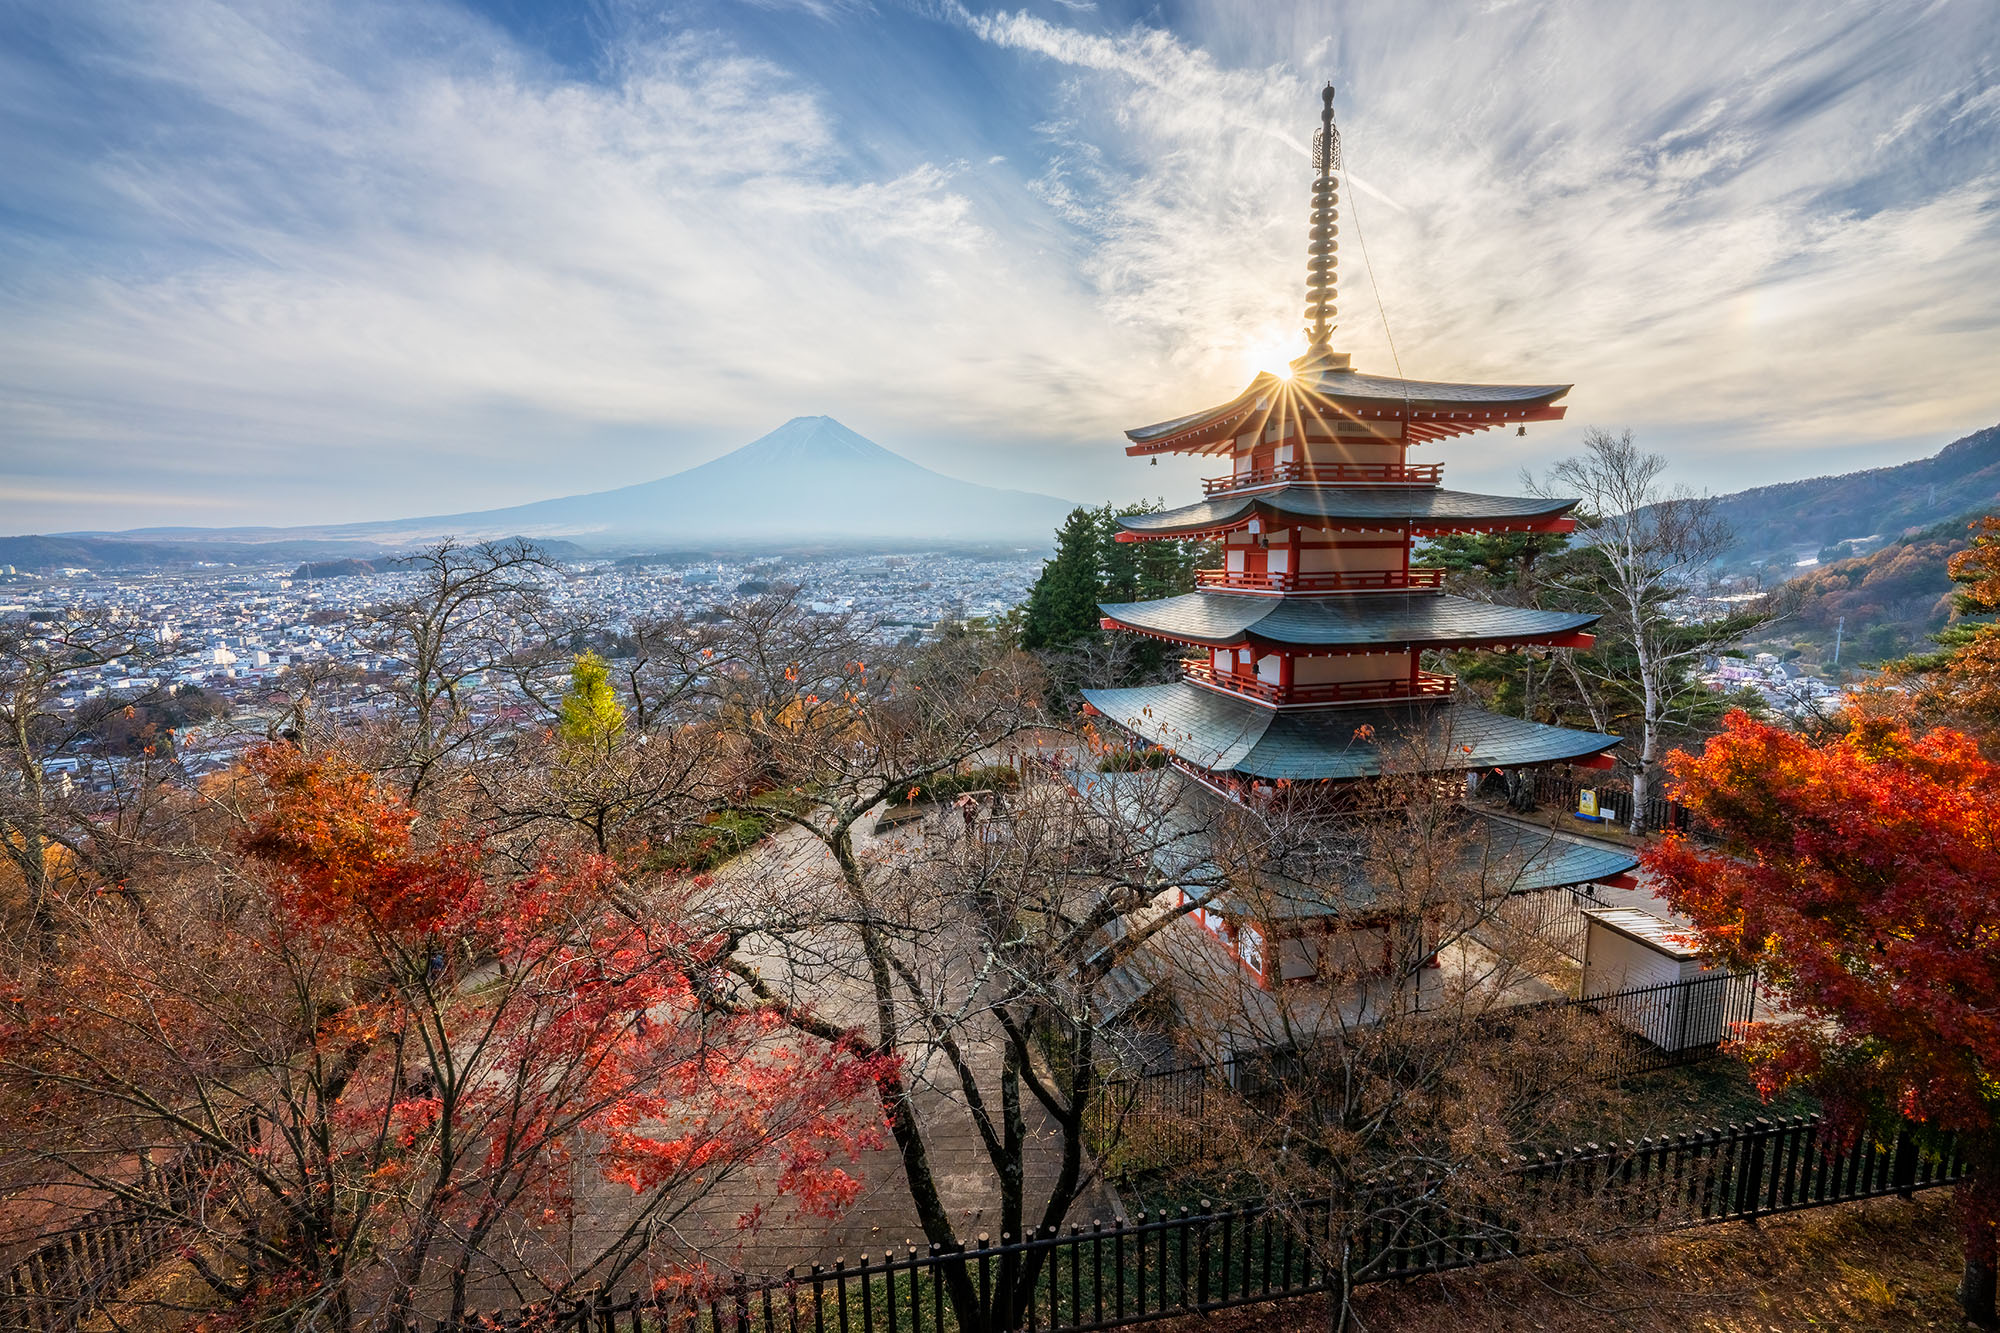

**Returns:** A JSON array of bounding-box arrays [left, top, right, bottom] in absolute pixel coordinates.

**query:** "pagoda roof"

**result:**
[[1100, 590, 1598, 651], [1126, 367, 1571, 455], [1116, 486, 1577, 540], [1081, 680, 1619, 781], [1073, 773, 1638, 922]]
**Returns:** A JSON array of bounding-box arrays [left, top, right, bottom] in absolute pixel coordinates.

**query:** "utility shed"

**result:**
[[1581, 908, 1727, 1052]]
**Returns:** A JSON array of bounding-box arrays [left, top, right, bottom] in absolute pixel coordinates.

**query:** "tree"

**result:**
[[0, 612, 167, 951], [1885, 513, 2000, 742], [1156, 741, 1630, 1332], [1019, 508, 1103, 651], [0, 745, 887, 1330], [688, 624, 1227, 1330], [359, 539, 555, 799], [1646, 710, 2000, 1325], [558, 651, 626, 752], [1532, 428, 1763, 833]]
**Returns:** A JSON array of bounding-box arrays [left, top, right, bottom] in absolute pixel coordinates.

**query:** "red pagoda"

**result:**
[[1083, 87, 1638, 1002]]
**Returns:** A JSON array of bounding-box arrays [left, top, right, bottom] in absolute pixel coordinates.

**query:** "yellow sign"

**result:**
[[1578, 789, 1600, 819]]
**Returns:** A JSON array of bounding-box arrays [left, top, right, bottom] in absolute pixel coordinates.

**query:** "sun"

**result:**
[[1241, 333, 1300, 381]]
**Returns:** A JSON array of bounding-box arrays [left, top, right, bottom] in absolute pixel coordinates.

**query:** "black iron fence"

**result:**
[[1086, 970, 1760, 1177], [425, 1114, 1966, 1333], [1529, 772, 1686, 835], [1, 1119, 258, 1333]]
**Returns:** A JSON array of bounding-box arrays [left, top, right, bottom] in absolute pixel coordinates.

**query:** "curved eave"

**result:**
[[1124, 371, 1572, 457], [1066, 778, 1638, 924], [1096, 592, 1600, 652], [1114, 488, 1580, 542], [1081, 681, 1620, 781]]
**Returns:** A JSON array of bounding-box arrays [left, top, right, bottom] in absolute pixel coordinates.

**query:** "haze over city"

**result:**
[[4, 0, 1998, 535]]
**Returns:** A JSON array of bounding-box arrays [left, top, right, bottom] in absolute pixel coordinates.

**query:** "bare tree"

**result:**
[[0, 613, 166, 950], [1533, 428, 1760, 833], [357, 539, 555, 800], [1152, 747, 1632, 1331], [683, 615, 1233, 1329]]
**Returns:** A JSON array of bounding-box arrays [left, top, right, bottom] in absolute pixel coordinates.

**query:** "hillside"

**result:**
[[1770, 512, 1993, 663], [1716, 422, 2000, 563]]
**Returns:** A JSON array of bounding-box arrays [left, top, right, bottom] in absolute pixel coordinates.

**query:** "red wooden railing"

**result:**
[[1183, 661, 1455, 705], [1193, 567, 1446, 593], [1202, 461, 1442, 495]]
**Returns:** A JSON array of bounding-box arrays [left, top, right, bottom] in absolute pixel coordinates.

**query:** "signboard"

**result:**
[[1577, 789, 1600, 820]]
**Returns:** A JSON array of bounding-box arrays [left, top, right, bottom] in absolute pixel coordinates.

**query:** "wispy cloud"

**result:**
[[0, 0, 1996, 533], [943, 0, 2000, 488]]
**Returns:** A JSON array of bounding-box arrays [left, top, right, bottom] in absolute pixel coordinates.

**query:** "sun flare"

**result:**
[[1242, 334, 1300, 381]]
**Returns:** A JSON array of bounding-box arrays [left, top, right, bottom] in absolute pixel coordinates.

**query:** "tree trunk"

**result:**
[[1963, 1167, 2000, 1328]]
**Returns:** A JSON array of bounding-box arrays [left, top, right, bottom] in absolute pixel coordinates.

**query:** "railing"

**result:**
[[1182, 662, 1454, 706], [1529, 771, 1690, 835], [426, 1112, 1964, 1333], [1192, 567, 1446, 593], [1088, 971, 1760, 1175], [1202, 461, 1442, 494], [2, 1119, 259, 1333]]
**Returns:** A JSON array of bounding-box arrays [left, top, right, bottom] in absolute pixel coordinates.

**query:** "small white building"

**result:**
[[1581, 908, 1735, 1052]]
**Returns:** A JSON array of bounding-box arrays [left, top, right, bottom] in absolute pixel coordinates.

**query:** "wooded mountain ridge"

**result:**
[[1714, 421, 2000, 564]]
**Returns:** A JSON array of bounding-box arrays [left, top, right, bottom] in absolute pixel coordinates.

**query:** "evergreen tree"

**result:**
[[1019, 508, 1104, 649]]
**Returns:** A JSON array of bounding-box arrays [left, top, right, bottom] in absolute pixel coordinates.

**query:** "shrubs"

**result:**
[[643, 790, 815, 874], [1097, 747, 1168, 772], [895, 765, 1021, 807]]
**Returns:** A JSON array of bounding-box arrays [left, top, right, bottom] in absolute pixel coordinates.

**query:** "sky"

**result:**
[[2, 0, 1998, 535]]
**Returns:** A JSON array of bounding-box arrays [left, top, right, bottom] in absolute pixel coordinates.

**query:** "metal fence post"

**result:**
[[1892, 1127, 1919, 1198]]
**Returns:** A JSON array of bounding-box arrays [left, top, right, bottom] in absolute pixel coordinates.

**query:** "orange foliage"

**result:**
[[1646, 712, 2000, 1134]]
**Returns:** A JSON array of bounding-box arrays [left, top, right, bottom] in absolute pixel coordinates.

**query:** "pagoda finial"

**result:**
[[1305, 83, 1339, 350]]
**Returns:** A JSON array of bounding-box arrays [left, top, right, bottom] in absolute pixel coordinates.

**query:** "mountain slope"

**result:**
[[75, 417, 1077, 552], [387, 416, 1074, 546], [1715, 422, 2000, 561]]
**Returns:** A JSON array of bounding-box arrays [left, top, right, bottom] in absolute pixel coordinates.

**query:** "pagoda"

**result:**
[[1082, 87, 1638, 1004]]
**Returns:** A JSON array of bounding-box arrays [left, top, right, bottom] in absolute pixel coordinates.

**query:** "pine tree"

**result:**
[[1020, 508, 1104, 649]]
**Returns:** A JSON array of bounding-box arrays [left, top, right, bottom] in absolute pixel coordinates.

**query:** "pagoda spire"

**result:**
[[1304, 84, 1339, 350]]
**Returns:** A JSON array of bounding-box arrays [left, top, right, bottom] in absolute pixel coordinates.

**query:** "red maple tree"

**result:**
[[1647, 711, 2000, 1324], [2, 745, 890, 1330]]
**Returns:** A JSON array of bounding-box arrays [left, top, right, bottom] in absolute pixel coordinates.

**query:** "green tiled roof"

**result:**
[[1117, 487, 1576, 537], [1081, 680, 1619, 780], [1100, 591, 1598, 649], [1070, 772, 1637, 923]]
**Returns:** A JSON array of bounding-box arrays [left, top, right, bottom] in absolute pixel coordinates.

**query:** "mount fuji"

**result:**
[[81, 418, 1081, 553]]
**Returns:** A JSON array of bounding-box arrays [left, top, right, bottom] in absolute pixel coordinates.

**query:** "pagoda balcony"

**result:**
[[1193, 567, 1447, 594], [1183, 661, 1456, 707], [1201, 461, 1443, 495]]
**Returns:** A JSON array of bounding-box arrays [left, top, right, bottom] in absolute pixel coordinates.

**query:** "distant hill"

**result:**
[[1715, 422, 2000, 564], [0, 534, 590, 575], [292, 559, 377, 580], [0, 535, 397, 574], [64, 417, 1076, 554]]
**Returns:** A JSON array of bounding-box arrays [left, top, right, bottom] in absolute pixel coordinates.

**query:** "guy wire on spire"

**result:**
[[1305, 83, 1340, 348]]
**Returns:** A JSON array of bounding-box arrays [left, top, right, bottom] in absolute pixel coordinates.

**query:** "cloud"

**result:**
[[0, 0, 1151, 529], [1, 0, 1997, 533], [942, 0, 2000, 489]]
